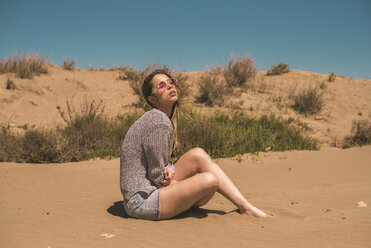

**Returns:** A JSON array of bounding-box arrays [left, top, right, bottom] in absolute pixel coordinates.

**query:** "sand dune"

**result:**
[[1, 66, 371, 147], [1, 146, 370, 248]]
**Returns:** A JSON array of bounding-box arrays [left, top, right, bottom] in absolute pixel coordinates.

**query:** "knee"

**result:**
[[201, 172, 219, 190], [190, 147, 210, 163]]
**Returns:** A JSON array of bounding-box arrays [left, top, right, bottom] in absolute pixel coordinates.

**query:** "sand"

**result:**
[[1, 66, 371, 247], [1, 146, 370, 248]]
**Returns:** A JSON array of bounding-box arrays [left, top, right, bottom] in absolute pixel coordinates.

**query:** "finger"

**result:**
[[161, 179, 170, 184]]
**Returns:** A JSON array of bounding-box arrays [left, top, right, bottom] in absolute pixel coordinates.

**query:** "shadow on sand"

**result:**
[[107, 201, 234, 220]]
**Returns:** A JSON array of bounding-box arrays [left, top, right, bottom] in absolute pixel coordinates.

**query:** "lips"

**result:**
[[169, 90, 177, 96]]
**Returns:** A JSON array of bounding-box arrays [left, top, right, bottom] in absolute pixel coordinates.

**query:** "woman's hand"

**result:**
[[161, 167, 173, 186]]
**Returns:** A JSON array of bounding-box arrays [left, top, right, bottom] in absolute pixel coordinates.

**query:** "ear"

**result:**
[[147, 95, 158, 107]]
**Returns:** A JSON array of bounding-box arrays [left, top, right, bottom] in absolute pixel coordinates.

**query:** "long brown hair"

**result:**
[[142, 69, 181, 158]]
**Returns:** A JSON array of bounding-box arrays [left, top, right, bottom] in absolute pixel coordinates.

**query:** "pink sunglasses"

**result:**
[[151, 78, 178, 95]]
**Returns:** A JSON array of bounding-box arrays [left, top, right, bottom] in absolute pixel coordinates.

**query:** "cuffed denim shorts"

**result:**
[[123, 189, 161, 221]]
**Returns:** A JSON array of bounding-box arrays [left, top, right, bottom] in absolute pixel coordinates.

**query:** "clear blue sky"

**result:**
[[1, 0, 370, 78]]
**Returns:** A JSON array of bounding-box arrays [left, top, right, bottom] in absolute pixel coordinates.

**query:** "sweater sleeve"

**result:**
[[143, 123, 172, 187]]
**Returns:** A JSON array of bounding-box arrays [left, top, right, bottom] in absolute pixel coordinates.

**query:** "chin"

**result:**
[[169, 95, 178, 102]]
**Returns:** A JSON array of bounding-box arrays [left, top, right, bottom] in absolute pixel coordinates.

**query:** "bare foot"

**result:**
[[240, 205, 267, 217]]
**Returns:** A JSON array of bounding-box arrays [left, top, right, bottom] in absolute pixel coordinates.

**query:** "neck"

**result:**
[[157, 104, 173, 118]]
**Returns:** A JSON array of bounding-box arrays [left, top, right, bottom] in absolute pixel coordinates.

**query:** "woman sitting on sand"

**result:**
[[120, 69, 266, 220]]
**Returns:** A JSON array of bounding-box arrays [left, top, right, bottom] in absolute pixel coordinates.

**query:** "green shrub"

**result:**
[[0, 52, 49, 79], [344, 119, 371, 148], [224, 53, 256, 87], [328, 71, 336, 82], [178, 109, 318, 158], [267, 62, 289, 76], [0, 102, 318, 163], [196, 66, 226, 107], [289, 84, 323, 115], [5, 78, 16, 89], [63, 58, 76, 70]]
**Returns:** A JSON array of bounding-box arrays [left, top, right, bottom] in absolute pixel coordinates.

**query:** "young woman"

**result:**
[[120, 69, 266, 220]]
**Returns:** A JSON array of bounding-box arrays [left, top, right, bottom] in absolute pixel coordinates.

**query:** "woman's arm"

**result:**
[[143, 123, 173, 187]]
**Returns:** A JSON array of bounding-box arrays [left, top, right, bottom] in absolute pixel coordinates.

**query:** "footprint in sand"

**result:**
[[263, 207, 305, 220]]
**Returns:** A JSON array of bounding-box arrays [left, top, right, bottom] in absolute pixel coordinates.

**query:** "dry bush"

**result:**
[[0, 52, 49, 78], [63, 58, 76, 70], [56, 98, 105, 124], [328, 71, 336, 82], [196, 66, 226, 107], [224, 53, 256, 87], [344, 119, 371, 148], [289, 84, 324, 115], [267, 62, 289, 76]]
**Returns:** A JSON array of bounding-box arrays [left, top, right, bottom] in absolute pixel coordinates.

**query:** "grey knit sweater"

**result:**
[[120, 108, 174, 201]]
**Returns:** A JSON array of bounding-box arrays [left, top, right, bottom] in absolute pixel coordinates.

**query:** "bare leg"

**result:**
[[159, 172, 218, 219], [172, 148, 266, 217]]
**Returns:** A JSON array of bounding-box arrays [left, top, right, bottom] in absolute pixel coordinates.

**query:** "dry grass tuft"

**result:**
[[289, 84, 324, 115], [0, 52, 49, 79]]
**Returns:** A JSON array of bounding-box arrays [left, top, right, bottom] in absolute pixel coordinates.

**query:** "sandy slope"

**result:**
[[1, 146, 370, 248]]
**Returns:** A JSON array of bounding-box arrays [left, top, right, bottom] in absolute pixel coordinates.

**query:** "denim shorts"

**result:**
[[123, 189, 161, 221]]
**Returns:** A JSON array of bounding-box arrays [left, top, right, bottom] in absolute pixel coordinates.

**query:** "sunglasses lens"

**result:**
[[170, 78, 178, 86], [158, 81, 167, 89]]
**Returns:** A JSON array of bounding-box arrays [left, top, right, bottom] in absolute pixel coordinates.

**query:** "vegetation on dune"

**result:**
[[0, 100, 141, 163], [224, 53, 256, 87], [178, 108, 318, 159], [5, 78, 16, 90], [196, 53, 257, 107], [63, 58, 76, 70], [195, 66, 226, 107], [0, 99, 318, 163], [267, 62, 289, 76], [0, 52, 49, 79], [289, 84, 324, 115], [343, 119, 371, 148], [3, 51, 369, 163], [328, 71, 336, 82], [319, 81, 327, 90]]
